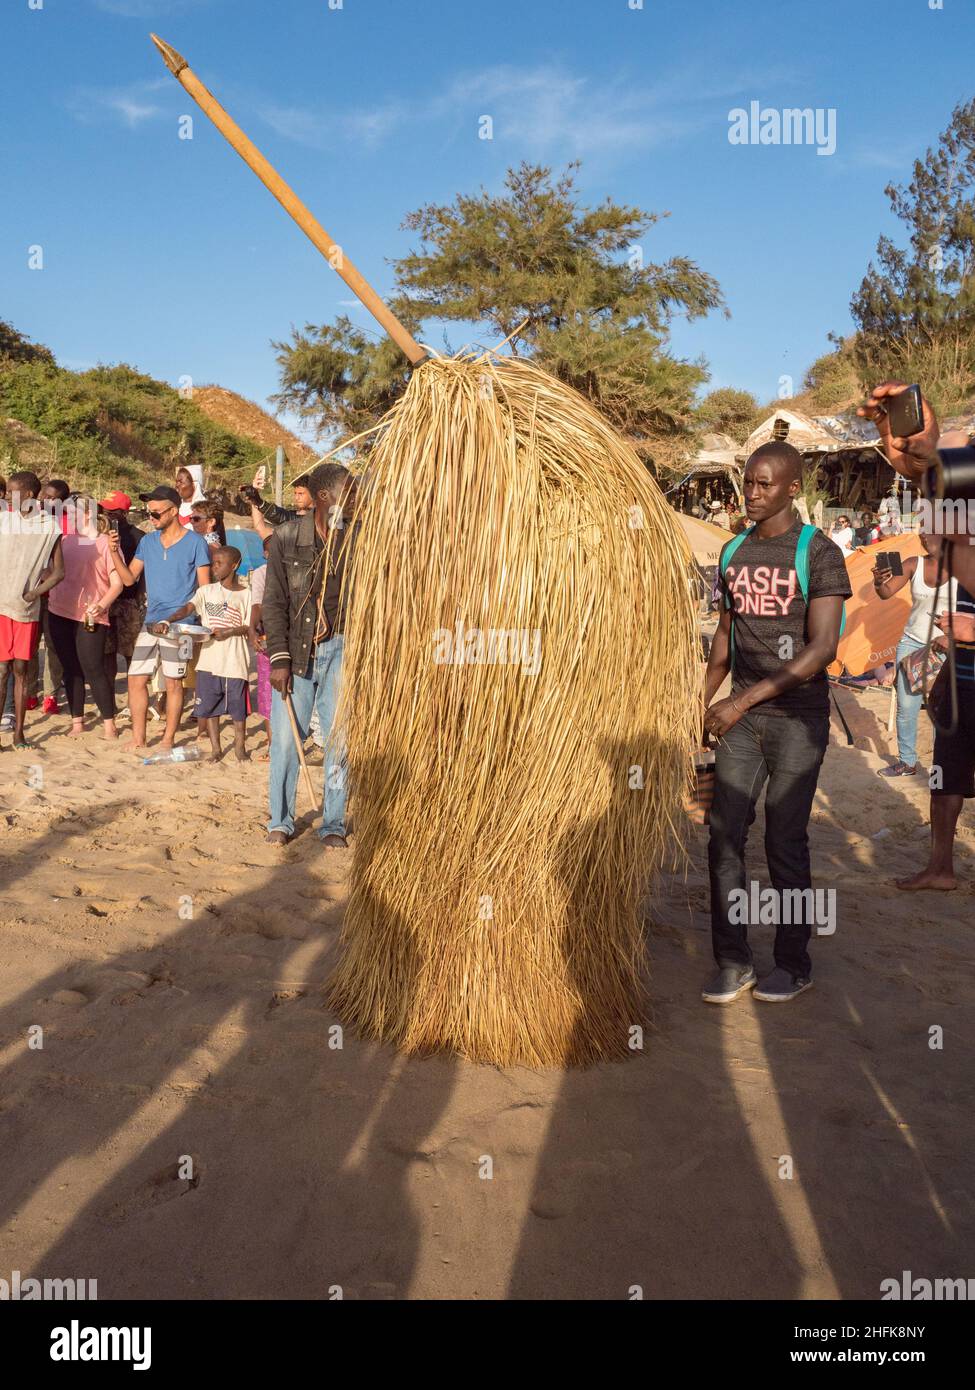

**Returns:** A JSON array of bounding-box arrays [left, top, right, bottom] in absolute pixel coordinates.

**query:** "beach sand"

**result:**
[[1, 689, 972, 1300]]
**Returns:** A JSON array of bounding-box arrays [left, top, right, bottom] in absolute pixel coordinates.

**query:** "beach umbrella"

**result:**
[[676, 513, 734, 568], [151, 35, 700, 1065]]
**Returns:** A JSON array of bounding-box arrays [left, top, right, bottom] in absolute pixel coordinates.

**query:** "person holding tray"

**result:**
[[111, 485, 211, 752]]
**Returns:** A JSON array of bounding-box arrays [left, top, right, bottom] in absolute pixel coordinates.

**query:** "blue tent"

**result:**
[[226, 528, 266, 577]]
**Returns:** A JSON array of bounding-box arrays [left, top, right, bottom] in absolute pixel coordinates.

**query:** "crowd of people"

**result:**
[[1, 383, 971, 988], [0, 460, 356, 850]]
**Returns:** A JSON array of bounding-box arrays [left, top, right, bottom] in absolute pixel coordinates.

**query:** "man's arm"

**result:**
[[237, 486, 295, 527], [860, 382, 975, 594], [195, 563, 211, 590], [23, 537, 64, 601]]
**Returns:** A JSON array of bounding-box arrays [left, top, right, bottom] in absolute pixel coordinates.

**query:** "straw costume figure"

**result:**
[[151, 35, 700, 1066]]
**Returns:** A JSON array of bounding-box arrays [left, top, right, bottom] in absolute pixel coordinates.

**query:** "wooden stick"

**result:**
[[150, 33, 428, 367], [284, 693, 319, 813]]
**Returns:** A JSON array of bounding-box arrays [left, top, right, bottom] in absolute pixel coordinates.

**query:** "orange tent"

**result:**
[[829, 535, 925, 677]]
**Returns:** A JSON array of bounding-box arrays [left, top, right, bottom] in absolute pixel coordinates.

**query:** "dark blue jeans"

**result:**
[[708, 709, 829, 978]]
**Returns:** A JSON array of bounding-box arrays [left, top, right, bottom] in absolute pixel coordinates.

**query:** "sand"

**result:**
[[0, 689, 972, 1301]]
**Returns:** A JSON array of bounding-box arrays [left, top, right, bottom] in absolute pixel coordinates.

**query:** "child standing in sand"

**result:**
[[189, 546, 253, 761]]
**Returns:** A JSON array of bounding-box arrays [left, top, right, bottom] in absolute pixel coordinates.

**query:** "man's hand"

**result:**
[[704, 696, 745, 739], [857, 382, 940, 482], [872, 562, 893, 592], [22, 587, 42, 605], [936, 610, 975, 643], [148, 621, 169, 636], [212, 628, 233, 642], [270, 663, 292, 696], [238, 485, 261, 505]]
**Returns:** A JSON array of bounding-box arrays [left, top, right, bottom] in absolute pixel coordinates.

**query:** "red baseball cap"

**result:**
[[99, 491, 132, 511]]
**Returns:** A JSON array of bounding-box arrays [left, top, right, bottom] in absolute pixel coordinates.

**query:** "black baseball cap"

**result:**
[[139, 486, 181, 506]]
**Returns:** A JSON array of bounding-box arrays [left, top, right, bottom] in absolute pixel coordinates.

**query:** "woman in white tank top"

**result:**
[[873, 535, 957, 775]]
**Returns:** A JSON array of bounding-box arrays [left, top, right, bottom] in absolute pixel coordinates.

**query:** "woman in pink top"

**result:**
[[47, 499, 132, 737]]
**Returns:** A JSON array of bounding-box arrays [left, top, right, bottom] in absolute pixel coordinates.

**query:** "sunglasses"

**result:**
[[148, 505, 175, 519], [190, 515, 205, 523]]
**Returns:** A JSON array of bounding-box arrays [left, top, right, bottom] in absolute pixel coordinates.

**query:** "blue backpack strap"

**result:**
[[795, 523, 846, 636], [718, 526, 754, 668]]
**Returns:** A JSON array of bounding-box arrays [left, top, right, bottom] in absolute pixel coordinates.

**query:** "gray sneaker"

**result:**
[[754, 967, 812, 1002], [701, 965, 756, 1004]]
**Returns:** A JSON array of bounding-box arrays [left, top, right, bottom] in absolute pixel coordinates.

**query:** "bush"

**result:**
[[0, 353, 265, 495]]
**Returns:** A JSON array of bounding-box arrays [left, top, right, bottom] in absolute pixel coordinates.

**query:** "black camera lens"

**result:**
[[930, 446, 975, 503]]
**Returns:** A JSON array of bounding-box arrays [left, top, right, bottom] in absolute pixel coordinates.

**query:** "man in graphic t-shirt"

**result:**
[[700, 442, 852, 1005]]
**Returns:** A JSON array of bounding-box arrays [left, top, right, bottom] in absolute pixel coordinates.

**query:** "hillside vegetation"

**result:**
[[0, 320, 292, 496]]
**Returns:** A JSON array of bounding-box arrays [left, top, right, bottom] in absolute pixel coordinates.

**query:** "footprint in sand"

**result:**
[[47, 989, 89, 1008], [103, 1158, 202, 1225], [264, 989, 308, 1019]]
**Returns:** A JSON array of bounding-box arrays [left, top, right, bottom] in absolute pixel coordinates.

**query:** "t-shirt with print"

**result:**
[[192, 581, 253, 680], [719, 517, 852, 716], [137, 527, 211, 626]]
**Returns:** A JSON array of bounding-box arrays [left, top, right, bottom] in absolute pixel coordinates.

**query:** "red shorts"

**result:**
[[0, 616, 41, 663]]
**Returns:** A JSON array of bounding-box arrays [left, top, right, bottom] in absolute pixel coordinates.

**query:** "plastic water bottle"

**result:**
[[142, 746, 206, 766]]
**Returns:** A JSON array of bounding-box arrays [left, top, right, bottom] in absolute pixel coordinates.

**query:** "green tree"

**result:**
[[0, 319, 56, 367], [273, 163, 725, 463], [695, 386, 761, 440], [849, 99, 975, 412]]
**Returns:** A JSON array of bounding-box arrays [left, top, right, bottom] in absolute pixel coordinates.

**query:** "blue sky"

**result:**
[[2, 0, 973, 444]]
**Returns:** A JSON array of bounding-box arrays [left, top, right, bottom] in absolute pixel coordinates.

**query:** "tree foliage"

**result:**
[[850, 99, 975, 413], [694, 386, 761, 440], [273, 163, 725, 464], [0, 318, 56, 367]]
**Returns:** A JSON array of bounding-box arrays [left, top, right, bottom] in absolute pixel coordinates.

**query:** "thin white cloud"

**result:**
[[67, 78, 170, 128], [92, 0, 211, 16], [254, 60, 799, 160]]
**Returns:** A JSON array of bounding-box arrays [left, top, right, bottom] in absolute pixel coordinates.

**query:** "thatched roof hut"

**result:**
[[667, 431, 743, 506], [739, 406, 891, 510]]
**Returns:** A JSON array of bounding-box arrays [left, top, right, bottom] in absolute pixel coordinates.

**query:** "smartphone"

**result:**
[[108, 517, 120, 534], [876, 551, 903, 577], [886, 385, 924, 439], [253, 465, 267, 490]]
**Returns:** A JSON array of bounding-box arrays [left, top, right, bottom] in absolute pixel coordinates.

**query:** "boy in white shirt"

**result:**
[[189, 546, 253, 761]]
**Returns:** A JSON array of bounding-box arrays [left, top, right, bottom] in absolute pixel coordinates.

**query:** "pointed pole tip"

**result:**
[[150, 32, 188, 79]]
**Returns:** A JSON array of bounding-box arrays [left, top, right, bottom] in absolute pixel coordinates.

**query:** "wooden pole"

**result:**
[[284, 693, 320, 813], [274, 444, 284, 507], [149, 34, 428, 367]]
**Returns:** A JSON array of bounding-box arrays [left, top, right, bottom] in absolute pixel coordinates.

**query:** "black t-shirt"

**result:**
[[719, 517, 852, 716]]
